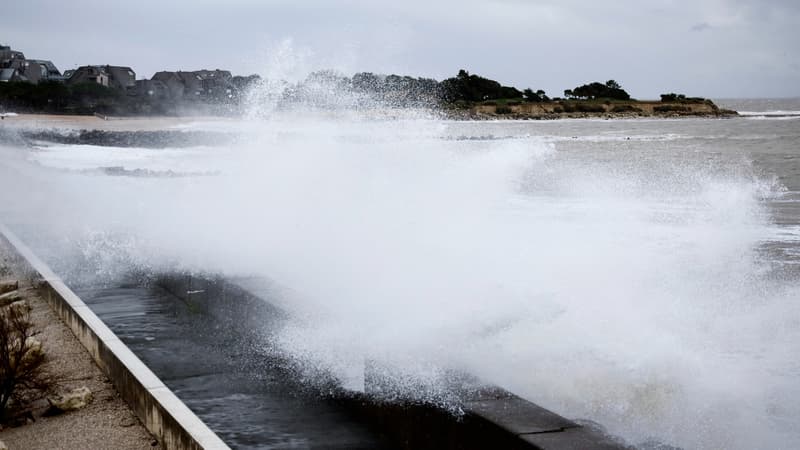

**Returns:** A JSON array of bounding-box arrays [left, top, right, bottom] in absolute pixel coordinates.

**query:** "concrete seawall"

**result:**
[[160, 273, 630, 450], [0, 224, 229, 450]]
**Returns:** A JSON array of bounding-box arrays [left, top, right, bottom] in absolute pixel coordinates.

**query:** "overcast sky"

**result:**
[[2, 0, 798, 98]]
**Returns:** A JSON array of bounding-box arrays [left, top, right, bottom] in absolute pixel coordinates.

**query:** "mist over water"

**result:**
[[1, 90, 800, 449]]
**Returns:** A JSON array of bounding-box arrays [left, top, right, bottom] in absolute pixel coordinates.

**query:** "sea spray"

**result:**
[[1, 100, 798, 449]]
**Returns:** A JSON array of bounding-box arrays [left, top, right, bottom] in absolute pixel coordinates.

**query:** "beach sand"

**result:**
[[0, 113, 231, 132]]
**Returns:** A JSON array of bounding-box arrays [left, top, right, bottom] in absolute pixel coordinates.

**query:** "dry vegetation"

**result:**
[[0, 301, 53, 424]]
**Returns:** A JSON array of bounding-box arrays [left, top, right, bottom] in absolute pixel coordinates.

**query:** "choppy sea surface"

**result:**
[[1, 98, 799, 449]]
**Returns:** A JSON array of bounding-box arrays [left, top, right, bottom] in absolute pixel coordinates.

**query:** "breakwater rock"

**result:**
[[20, 129, 236, 148]]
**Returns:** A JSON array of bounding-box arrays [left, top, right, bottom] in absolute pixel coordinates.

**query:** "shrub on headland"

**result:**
[[660, 93, 707, 103]]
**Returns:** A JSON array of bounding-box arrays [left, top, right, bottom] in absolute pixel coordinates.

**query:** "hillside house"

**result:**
[[135, 79, 169, 99], [0, 45, 25, 67], [0, 45, 64, 84], [67, 65, 135, 92], [151, 69, 234, 100]]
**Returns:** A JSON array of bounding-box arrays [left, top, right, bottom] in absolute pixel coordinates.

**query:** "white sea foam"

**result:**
[[29, 143, 226, 173], [541, 133, 687, 143], [739, 110, 800, 118]]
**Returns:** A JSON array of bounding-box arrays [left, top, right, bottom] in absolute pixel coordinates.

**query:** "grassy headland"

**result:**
[[0, 69, 736, 119]]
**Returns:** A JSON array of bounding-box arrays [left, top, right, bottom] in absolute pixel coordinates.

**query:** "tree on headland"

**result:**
[[523, 88, 549, 102], [440, 69, 523, 102], [566, 80, 630, 100]]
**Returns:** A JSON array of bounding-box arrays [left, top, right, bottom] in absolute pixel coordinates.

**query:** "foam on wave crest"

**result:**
[[1, 64, 798, 449]]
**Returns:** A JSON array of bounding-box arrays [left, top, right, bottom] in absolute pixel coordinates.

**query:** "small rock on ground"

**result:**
[[47, 386, 93, 413]]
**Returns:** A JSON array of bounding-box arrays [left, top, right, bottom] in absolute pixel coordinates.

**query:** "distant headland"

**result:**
[[0, 43, 736, 119]]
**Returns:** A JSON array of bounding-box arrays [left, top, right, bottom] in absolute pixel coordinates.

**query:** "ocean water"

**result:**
[[1, 99, 799, 449]]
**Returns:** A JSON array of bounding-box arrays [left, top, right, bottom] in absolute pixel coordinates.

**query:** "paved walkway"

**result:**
[[0, 242, 159, 450]]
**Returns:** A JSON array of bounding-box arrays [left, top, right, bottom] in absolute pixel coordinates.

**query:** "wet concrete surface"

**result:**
[[76, 284, 389, 449]]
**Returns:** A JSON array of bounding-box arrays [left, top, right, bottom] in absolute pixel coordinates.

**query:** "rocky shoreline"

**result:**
[[20, 129, 235, 148], [447, 99, 738, 120]]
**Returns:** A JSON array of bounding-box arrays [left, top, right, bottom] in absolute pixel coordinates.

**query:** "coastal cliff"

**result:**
[[463, 99, 737, 119]]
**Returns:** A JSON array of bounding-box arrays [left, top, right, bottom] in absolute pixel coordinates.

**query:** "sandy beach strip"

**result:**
[[0, 113, 233, 132]]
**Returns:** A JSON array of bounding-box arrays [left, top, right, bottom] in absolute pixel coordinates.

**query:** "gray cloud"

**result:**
[[690, 22, 713, 32], [1, 0, 799, 98]]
